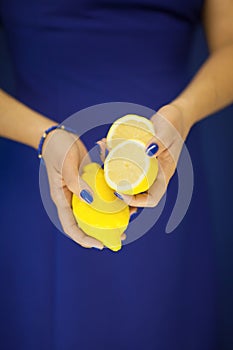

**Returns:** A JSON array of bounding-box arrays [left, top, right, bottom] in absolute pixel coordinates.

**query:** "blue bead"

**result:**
[[146, 143, 159, 157], [80, 190, 93, 204]]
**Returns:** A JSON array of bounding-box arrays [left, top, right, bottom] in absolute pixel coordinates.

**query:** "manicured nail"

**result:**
[[146, 143, 159, 157], [130, 212, 138, 220], [129, 212, 138, 223], [96, 142, 108, 157], [96, 142, 101, 151], [114, 192, 123, 200], [93, 247, 102, 250], [80, 190, 93, 204]]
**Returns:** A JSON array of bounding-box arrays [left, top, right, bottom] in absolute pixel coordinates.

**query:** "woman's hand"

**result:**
[[42, 129, 106, 249], [42, 128, 129, 249], [115, 104, 193, 207]]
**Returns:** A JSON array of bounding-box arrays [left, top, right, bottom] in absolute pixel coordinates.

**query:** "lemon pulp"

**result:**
[[106, 114, 155, 149], [104, 140, 158, 195]]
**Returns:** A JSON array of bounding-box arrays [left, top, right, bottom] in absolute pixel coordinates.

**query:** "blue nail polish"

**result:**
[[80, 190, 93, 204], [114, 192, 123, 200], [96, 142, 108, 158], [130, 212, 138, 219], [95, 142, 101, 152], [146, 143, 159, 157]]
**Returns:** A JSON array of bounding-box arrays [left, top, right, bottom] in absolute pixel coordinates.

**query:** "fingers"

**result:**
[[57, 205, 104, 249], [145, 136, 164, 158], [129, 206, 137, 216], [119, 191, 160, 208], [51, 185, 104, 249], [117, 157, 175, 208], [146, 107, 185, 159], [121, 233, 127, 241], [96, 138, 108, 162], [62, 158, 94, 204], [120, 207, 137, 242]]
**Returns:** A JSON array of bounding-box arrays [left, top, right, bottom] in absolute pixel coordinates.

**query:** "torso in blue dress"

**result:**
[[0, 1, 217, 349]]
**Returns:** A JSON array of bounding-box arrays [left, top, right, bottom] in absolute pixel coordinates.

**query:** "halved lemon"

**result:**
[[106, 114, 155, 149], [104, 140, 158, 195]]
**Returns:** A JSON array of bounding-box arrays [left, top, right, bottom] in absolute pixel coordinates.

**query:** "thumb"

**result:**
[[96, 138, 108, 162], [145, 136, 164, 158], [63, 165, 94, 204]]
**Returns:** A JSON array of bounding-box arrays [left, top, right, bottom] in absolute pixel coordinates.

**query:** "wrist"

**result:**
[[39, 125, 79, 160], [37, 125, 60, 158], [31, 116, 58, 150], [170, 97, 197, 129], [151, 103, 192, 141]]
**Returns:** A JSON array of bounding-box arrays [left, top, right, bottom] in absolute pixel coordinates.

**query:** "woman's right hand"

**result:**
[[42, 128, 105, 249], [42, 128, 133, 249]]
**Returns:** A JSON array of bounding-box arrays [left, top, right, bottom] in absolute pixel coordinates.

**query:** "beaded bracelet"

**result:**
[[37, 125, 77, 158]]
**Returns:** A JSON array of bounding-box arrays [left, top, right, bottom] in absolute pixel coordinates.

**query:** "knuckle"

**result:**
[[148, 194, 160, 207], [50, 189, 65, 205], [150, 199, 159, 208], [65, 177, 79, 191], [66, 182, 76, 194]]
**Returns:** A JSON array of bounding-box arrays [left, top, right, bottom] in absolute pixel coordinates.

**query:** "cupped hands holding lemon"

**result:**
[[72, 114, 159, 251], [72, 162, 130, 252]]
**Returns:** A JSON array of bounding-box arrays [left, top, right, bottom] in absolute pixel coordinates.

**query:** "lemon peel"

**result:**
[[72, 163, 130, 252], [106, 114, 155, 149]]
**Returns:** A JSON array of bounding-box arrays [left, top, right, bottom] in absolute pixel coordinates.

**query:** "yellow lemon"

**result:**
[[72, 163, 130, 252], [106, 114, 155, 149], [104, 140, 158, 195]]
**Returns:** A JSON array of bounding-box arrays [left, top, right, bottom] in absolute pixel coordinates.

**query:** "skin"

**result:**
[[119, 0, 233, 207], [0, 0, 233, 248]]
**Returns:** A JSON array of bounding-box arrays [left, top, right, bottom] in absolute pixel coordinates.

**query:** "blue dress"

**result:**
[[0, 1, 217, 349]]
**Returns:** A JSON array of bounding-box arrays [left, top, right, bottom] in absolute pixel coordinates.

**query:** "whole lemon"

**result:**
[[72, 163, 130, 252]]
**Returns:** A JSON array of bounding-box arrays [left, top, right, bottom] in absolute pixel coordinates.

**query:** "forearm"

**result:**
[[171, 44, 233, 127], [0, 89, 58, 149]]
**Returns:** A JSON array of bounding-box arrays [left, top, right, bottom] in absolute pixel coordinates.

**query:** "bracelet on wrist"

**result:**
[[37, 124, 77, 159]]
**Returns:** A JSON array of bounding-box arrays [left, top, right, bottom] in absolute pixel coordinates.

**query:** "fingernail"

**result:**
[[96, 142, 101, 151], [96, 142, 108, 157], [146, 143, 159, 157], [129, 212, 138, 222], [114, 192, 123, 200], [130, 212, 138, 220], [80, 190, 93, 204], [93, 247, 102, 250]]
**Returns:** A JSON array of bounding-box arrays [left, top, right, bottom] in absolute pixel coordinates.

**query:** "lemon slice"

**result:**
[[106, 114, 155, 149], [104, 140, 158, 195]]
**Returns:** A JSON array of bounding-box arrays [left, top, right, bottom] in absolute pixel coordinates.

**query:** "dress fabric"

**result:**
[[0, 1, 217, 349]]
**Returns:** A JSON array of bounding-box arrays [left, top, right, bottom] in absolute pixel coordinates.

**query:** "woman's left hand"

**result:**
[[114, 104, 193, 208], [101, 104, 192, 207]]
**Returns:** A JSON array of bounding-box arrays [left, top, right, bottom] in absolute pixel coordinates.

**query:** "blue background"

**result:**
[[0, 22, 233, 349]]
